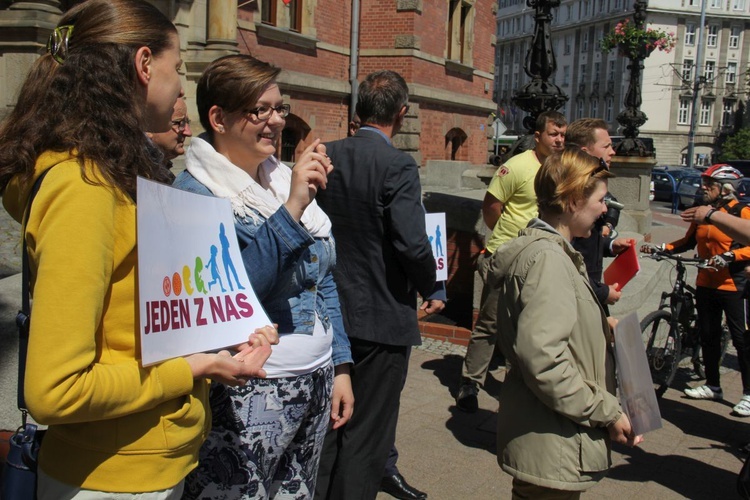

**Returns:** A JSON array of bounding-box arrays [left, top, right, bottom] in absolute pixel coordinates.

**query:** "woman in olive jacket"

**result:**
[[491, 147, 642, 499]]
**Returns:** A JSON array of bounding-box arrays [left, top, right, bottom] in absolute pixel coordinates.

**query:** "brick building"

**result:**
[[0, 0, 498, 344]]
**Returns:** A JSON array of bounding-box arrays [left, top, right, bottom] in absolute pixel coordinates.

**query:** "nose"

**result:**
[[183, 120, 192, 137], [268, 109, 286, 126]]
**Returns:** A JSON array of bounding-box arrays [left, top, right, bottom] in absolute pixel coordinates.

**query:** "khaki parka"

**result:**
[[491, 220, 623, 491]]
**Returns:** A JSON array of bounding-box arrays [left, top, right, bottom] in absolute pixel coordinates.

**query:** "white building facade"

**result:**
[[494, 0, 750, 166]]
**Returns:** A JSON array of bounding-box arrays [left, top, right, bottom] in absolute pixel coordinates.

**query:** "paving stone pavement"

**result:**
[[0, 198, 21, 278], [1, 201, 748, 499]]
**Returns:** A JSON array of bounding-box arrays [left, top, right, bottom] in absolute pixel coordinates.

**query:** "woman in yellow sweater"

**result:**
[[0, 1, 275, 498]]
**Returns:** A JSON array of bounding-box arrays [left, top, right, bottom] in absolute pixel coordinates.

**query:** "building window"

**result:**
[[579, 63, 587, 83], [710, 0, 722, 7], [563, 65, 570, 86], [705, 60, 716, 82], [727, 62, 737, 84], [685, 23, 696, 46], [730, 26, 741, 48], [605, 97, 613, 122], [723, 100, 735, 126], [707, 25, 718, 47], [699, 100, 712, 126], [678, 98, 691, 125], [591, 99, 598, 117], [581, 31, 589, 52], [614, 0, 622, 8], [577, 100, 584, 119], [682, 59, 694, 82], [608, 59, 615, 81], [593, 62, 600, 81], [447, 0, 475, 64], [733, 0, 746, 9], [262, 0, 303, 32], [445, 128, 468, 161], [564, 34, 572, 54], [279, 115, 310, 162]]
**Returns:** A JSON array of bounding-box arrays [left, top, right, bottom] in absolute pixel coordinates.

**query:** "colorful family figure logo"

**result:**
[[161, 223, 245, 299], [431, 225, 444, 257]]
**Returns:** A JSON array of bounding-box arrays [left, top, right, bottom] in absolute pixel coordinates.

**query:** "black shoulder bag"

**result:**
[[1, 170, 52, 499]]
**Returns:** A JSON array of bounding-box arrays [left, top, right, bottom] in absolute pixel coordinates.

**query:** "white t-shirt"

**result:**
[[262, 313, 333, 378]]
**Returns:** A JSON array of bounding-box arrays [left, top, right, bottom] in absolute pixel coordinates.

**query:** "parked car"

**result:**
[[676, 171, 703, 208], [652, 167, 688, 202], [737, 178, 750, 205]]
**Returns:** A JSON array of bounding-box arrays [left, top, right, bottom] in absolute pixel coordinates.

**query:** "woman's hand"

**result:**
[[607, 413, 643, 447], [185, 345, 271, 386], [285, 139, 333, 222], [330, 364, 354, 429]]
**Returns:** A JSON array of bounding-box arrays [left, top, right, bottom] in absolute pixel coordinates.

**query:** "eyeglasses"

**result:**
[[592, 158, 609, 176], [171, 118, 191, 133], [47, 25, 74, 65], [245, 104, 291, 122]]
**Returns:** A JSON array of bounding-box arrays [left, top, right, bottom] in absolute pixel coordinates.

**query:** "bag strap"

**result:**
[[15, 169, 52, 418]]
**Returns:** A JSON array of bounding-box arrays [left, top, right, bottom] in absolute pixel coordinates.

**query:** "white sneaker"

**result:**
[[734, 395, 750, 417], [684, 385, 723, 400]]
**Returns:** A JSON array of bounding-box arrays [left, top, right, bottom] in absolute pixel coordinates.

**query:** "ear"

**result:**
[[208, 105, 226, 134], [134, 46, 153, 87], [534, 130, 541, 143]]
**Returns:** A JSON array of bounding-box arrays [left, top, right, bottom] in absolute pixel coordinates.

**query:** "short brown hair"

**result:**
[[535, 147, 614, 216], [565, 118, 609, 148], [196, 55, 281, 139], [534, 110, 567, 134]]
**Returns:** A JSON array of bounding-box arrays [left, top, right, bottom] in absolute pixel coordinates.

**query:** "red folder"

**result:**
[[603, 241, 640, 292]]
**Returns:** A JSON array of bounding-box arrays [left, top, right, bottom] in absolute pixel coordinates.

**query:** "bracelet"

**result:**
[[704, 208, 717, 224]]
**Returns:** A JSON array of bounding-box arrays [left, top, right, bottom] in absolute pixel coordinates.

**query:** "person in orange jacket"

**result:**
[[643, 164, 750, 416]]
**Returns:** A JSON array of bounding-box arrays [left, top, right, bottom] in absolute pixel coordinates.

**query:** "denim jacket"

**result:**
[[173, 170, 352, 366]]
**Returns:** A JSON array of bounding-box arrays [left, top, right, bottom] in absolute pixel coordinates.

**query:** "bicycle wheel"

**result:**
[[641, 310, 681, 396]]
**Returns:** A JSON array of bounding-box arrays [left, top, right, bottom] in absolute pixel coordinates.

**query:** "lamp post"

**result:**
[[614, 0, 653, 156], [686, 0, 707, 169], [512, 0, 568, 133]]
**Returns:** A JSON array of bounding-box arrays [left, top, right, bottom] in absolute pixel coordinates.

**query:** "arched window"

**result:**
[[280, 114, 310, 163], [445, 128, 468, 161]]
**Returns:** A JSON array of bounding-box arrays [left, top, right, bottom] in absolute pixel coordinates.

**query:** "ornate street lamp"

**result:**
[[614, 0, 653, 156], [512, 0, 568, 133]]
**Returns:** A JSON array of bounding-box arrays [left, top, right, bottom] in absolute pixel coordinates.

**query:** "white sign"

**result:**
[[614, 312, 663, 435], [136, 177, 271, 366], [425, 212, 448, 282], [492, 119, 507, 138]]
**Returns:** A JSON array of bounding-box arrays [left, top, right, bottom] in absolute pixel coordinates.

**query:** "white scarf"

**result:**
[[185, 135, 331, 238]]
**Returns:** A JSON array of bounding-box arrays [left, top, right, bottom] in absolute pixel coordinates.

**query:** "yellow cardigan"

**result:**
[[3, 151, 209, 492]]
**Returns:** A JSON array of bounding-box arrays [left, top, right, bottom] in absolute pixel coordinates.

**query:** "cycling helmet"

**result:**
[[701, 164, 742, 182]]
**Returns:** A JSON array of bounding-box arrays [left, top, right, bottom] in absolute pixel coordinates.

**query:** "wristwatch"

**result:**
[[704, 208, 717, 224]]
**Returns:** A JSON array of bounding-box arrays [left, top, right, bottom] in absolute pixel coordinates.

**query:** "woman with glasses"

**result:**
[[492, 148, 641, 499], [0, 2, 274, 498], [173, 54, 353, 499]]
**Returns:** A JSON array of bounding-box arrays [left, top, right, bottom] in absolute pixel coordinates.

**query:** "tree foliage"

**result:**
[[719, 128, 750, 161]]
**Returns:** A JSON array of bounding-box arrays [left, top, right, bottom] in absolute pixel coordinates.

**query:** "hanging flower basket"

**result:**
[[601, 19, 676, 59]]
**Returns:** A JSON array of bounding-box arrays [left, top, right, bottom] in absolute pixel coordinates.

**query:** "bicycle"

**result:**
[[640, 250, 730, 398]]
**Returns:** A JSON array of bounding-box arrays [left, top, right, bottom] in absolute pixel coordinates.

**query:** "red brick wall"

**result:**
[[235, 0, 495, 168]]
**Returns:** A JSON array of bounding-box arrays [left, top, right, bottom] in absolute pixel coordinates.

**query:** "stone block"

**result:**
[[395, 34, 420, 49], [396, 0, 423, 13]]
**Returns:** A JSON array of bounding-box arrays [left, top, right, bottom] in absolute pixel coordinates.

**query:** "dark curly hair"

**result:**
[[0, 0, 177, 195]]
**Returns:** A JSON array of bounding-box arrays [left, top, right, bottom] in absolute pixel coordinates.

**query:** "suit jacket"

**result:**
[[317, 128, 436, 346]]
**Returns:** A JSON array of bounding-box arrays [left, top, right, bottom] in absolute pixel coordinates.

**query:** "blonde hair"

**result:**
[[535, 147, 614, 216]]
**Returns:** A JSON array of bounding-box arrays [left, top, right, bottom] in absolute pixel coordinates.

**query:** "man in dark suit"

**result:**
[[314, 70, 439, 500]]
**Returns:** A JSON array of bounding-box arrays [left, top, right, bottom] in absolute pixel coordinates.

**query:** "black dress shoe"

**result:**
[[380, 473, 427, 500]]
